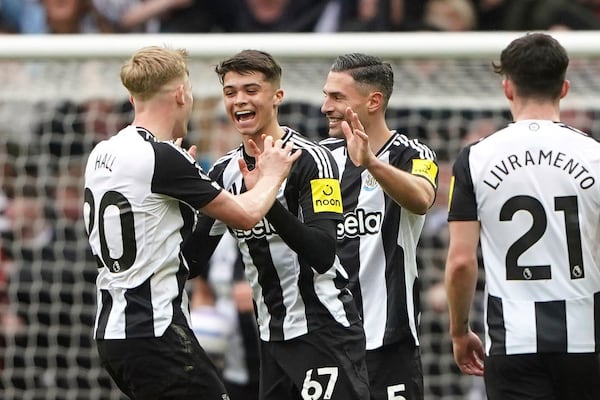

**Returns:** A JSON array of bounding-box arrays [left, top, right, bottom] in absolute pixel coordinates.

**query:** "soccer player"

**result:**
[[445, 32, 600, 400], [191, 49, 370, 400], [320, 53, 438, 400], [83, 45, 300, 400]]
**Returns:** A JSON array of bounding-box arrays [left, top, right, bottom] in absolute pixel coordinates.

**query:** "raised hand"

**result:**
[[255, 135, 301, 185], [341, 106, 376, 168]]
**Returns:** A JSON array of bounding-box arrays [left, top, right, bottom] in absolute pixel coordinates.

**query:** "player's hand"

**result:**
[[341, 106, 376, 168], [451, 330, 485, 376], [239, 138, 260, 190], [174, 138, 197, 159], [255, 135, 301, 184]]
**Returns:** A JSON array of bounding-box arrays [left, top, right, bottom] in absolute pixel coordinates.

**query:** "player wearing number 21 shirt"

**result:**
[[445, 33, 600, 400]]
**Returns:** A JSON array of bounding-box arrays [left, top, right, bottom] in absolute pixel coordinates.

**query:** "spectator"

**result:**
[[12, 0, 112, 34], [502, 0, 600, 30], [92, 0, 221, 33], [423, 0, 477, 31], [339, 0, 428, 31], [214, 0, 341, 32]]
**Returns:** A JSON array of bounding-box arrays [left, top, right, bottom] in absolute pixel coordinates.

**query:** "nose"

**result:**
[[234, 91, 247, 106], [321, 97, 332, 115]]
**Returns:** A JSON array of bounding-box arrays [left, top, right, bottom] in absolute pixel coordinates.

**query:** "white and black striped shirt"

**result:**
[[207, 127, 360, 342], [84, 125, 222, 339], [448, 120, 600, 355], [321, 132, 438, 350]]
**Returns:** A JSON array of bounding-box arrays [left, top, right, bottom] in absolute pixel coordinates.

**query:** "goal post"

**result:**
[[0, 31, 599, 400]]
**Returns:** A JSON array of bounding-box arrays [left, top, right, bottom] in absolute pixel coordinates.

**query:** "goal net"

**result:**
[[0, 31, 598, 400]]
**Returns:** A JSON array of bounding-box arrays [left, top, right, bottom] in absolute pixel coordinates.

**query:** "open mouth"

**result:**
[[235, 110, 255, 122]]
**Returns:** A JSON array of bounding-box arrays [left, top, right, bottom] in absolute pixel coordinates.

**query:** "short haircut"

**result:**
[[330, 53, 394, 108], [493, 32, 569, 99], [215, 49, 282, 87], [120, 46, 189, 100]]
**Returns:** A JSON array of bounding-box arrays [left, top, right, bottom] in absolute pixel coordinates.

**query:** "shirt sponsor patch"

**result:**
[[310, 178, 343, 213], [412, 159, 438, 187]]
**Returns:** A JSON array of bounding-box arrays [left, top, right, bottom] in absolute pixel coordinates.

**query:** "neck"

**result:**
[[510, 98, 561, 122], [243, 124, 285, 155], [132, 109, 177, 141], [364, 118, 393, 155]]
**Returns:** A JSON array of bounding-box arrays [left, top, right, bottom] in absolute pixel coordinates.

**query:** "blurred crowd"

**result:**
[[2, 0, 600, 35]]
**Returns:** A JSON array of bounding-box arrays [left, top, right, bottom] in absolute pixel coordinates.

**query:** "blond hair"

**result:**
[[120, 46, 189, 101]]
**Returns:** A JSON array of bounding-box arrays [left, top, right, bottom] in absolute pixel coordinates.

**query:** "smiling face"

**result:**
[[221, 70, 283, 139], [321, 71, 370, 138]]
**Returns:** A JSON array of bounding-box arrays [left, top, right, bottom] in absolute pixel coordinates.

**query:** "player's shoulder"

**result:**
[[319, 137, 345, 151], [286, 128, 333, 156], [390, 131, 436, 160], [212, 144, 242, 168]]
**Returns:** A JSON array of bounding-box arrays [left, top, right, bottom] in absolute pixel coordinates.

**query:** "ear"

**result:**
[[129, 95, 135, 106], [175, 84, 185, 106], [560, 80, 570, 99], [367, 91, 383, 113], [273, 88, 284, 107], [502, 79, 514, 101]]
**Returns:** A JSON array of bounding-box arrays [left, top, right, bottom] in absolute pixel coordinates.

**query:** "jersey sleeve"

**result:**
[[448, 145, 478, 221], [295, 145, 343, 224], [150, 141, 222, 210], [393, 137, 439, 189]]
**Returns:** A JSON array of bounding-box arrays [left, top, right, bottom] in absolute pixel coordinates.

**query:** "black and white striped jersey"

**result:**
[[207, 127, 359, 342], [321, 132, 438, 350], [448, 120, 600, 356], [83, 125, 222, 340]]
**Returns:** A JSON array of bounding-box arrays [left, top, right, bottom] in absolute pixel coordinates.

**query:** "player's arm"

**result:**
[[341, 107, 436, 215], [445, 220, 484, 376], [445, 220, 479, 338], [444, 146, 484, 376], [365, 157, 435, 215], [184, 215, 223, 279], [265, 200, 337, 274]]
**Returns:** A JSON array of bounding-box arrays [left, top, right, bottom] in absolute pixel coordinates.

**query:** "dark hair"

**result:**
[[493, 32, 569, 99], [330, 53, 394, 108], [215, 49, 282, 86]]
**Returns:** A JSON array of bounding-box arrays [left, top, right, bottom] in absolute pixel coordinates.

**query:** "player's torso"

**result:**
[[322, 134, 431, 348], [463, 120, 600, 355], [211, 130, 354, 341]]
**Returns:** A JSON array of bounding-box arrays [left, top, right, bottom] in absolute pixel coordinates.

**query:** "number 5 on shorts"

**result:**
[[301, 367, 339, 400], [388, 383, 407, 400]]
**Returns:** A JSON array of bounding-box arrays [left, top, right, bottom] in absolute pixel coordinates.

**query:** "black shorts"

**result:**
[[259, 321, 370, 400], [366, 341, 424, 400], [485, 353, 600, 400], [96, 323, 228, 400]]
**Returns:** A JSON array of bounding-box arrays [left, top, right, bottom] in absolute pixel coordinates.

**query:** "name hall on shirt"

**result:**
[[483, 149, 595, 190], [95, 153, 116, 172]]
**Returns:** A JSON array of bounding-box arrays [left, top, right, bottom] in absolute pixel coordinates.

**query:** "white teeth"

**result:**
[[236, 110, 253, 116]]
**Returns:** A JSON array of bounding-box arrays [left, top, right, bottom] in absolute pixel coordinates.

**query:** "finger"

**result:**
[[349, 109, 364, 132], [288, 148, 302, 162], [341, 120, 354, 141], [263, 135, 274, 149], [238, 158, 249, 175], [247, 139, 262, 157], [188, 144, 197, 159]]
